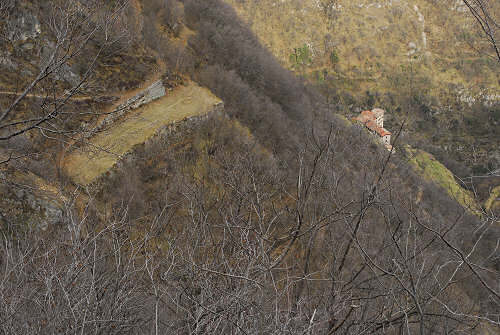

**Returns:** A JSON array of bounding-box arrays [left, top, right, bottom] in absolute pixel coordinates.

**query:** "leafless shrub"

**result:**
[[1, 1, 498, 333], [0, 0, 15, 22], [0, 199, 153, 334], [0, 0, 131, 141], [142, 12, 161, 51]]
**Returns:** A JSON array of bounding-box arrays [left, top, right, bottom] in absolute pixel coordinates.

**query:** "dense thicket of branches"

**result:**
[[0, 0, 133, 141], [0, 0, 153, 176], [0, 0, 498, 334]]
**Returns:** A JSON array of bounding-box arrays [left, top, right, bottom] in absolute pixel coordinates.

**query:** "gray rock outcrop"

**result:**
[[0, 174, 64, 231], [82, 80, 167, 140]]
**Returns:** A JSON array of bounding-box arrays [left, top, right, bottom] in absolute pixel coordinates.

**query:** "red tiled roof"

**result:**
[[364, 120, 391, 137], [353, 109, 391, 136], [365, 120, 377, 129], [354, 109, 392, 150], [355, 110, 375, 123]]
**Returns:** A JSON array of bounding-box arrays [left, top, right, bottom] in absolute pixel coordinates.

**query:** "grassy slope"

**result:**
[[222, 0, 499, 211], [405, 146, 480, 213], [224, 0, 498, 90], [485, 185, 500, 212], [64, 82, 222, 185]]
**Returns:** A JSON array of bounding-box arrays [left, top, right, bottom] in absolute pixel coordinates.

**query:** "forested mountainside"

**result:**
[[0, 0, 498, 334], [225, 0, 500, 203]]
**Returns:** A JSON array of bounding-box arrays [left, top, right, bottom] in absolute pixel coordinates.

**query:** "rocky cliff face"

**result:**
[[0, 170, 65, 231], [0, 3, 83, 90]]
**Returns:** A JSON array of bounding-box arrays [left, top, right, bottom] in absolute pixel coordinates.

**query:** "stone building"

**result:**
[[354, 108, 393, 151]]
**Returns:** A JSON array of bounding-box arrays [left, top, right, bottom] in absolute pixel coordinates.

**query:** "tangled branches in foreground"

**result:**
[[2, 117, 498, 334]]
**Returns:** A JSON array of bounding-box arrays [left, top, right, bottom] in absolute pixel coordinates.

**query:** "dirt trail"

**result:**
[[0, 90, 95, 101]]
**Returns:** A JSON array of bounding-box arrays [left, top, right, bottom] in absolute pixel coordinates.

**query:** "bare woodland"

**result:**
[[0, 0, 498, 334]]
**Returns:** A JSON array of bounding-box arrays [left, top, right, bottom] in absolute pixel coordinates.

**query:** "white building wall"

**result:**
[[372, 108, 384, 128]]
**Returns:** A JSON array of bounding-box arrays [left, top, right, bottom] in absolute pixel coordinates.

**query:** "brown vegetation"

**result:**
[[0, 0, 498, 334]]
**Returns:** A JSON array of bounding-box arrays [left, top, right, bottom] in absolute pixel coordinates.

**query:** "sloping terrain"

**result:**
[[224, 0, 500, 172], [486, 185, 500, 212], [405, 146, 479, 212], [0, 166, 66, 233], [224, 0, 499, 92], [0, 1, 498, 334], [64, 82, 222, 185]]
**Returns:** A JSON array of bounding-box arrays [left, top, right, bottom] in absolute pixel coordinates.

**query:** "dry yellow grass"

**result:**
[[64, 82, 222, 185], [485, 185, 500, 212], [224, 0, 499, 92]]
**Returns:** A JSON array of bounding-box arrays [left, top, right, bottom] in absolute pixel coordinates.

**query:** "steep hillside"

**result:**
[[486, 185, 500, 212], [405, 146, 479, 212], [0, 0, 498, 334], [225, 0, 499, 86], [224, 0, 500, 173]]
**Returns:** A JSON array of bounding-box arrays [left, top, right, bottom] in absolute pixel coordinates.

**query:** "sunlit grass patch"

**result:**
[[64, 82, 222, 185], [406, 146, 480, 214], [485, 185, 500, 212]]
